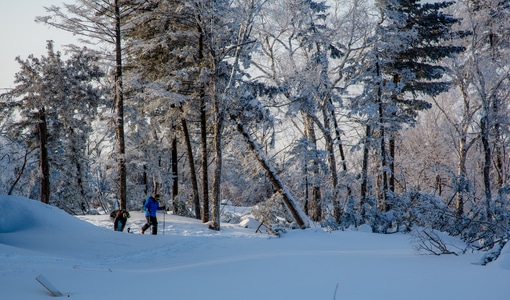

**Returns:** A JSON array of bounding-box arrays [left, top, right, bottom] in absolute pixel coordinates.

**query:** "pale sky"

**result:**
[[0, 1, 78, 90]]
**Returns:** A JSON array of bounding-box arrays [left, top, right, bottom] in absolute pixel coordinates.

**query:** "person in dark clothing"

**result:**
[[110, 209, 130, 232], [141, 194, 166, 235]]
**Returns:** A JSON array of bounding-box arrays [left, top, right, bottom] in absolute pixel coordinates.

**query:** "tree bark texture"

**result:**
[[38, 108, 50, 204], [171, 135, 179, 214], [114, 0, 127, 211], [360, 125, 371, 217], [182, 117, 201, 219], [210, 94, 223, 231], [304, 113, 321, 222]]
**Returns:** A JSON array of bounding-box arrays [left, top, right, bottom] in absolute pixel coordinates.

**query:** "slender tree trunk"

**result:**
[[320, 102, 341, 222], [38, 107, 50, 204], [200, 99, 210, 223], [389, 134, 395, 193], [494, 124, 505, 188], [378, 104, 389, 211], [197, 21, 210, 223], [456, 139, 468, 217], [114, 0, 127, 211], [480, 113, 492, 220], [210, 92, 223, 231], [376, 61, 389, 212], [182, 117, 201, 219], [233, 116, 308, 229], [303, 160, 309, 216], [360, 125, 371, 217], [304, 113, 321, 222], [442, 80, 476, 218], [171, 134, 179, 214], [142, 166, 148, 195]]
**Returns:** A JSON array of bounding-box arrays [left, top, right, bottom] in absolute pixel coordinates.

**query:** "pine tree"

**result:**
[[123, 0, 199, 214], [357, 0, 465, 215], [36, 0, 145, 210], [0, 41, 104, 210]]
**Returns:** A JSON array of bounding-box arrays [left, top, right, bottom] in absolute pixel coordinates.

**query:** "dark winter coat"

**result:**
[[110, 209, 130, 231]]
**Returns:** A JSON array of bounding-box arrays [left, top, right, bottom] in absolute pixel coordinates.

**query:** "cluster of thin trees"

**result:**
[[0, 0, 509, 251]]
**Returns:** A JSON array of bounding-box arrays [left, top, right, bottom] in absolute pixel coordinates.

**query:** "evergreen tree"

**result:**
[[356, 0, 465, 217], [36, 0, 146, 210], [123, 0, 198, 214], [0, 41, 104, 211]]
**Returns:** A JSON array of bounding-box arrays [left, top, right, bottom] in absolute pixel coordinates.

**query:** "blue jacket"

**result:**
[[144, 197, 164, 217]]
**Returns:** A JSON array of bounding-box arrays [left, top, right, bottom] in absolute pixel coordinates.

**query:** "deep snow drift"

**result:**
[[0, 196, 509, 300]]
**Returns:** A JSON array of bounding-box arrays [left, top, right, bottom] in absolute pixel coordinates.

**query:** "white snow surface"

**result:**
[[0, 195, 509, 299]]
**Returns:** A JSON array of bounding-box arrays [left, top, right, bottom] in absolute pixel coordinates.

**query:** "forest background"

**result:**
[[1, 0, 509, 260]]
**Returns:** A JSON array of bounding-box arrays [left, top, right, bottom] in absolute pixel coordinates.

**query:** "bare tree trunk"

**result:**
[[319, 103, 341, 222], [210, 92, 223, 231], [182, 117, 201, 219], [38, 107, 50, 204], [360, 125, 371, 217], [200, 96, 210, 223], [389, 134, 395, 194], [378, 93, 389, 212], [304, 113, 321, 222], [331, 106, 348, 173], [494, 123, 505, 188], [456, 139, 468, 216], [114, 0, 127, 211], [197, 21, 210, 223], [480, 113, 492, 220], [233, 116, 309, 229], [171, 134, 179, 214], [376, 60, 389, 212]]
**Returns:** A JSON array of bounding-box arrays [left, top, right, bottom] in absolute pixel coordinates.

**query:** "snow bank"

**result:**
[[0, 195, 509, 300], [498, 242, 510, 270], [0, 196, 101, 234]]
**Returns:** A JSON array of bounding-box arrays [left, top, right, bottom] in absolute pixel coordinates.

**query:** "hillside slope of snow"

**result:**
[[0, 196, 509, 299]]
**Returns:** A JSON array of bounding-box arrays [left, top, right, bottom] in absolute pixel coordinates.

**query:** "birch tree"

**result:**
[[455, 0, 510, 220]]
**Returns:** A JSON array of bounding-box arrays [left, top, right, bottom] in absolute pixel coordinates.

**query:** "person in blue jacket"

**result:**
[[141, 194, 166, 235]]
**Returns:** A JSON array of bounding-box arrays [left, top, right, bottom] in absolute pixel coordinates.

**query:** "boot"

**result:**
[[141, 223, 150, 234]]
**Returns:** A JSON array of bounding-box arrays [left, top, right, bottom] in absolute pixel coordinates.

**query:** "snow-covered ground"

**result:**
[[1, 195, 509, 300]]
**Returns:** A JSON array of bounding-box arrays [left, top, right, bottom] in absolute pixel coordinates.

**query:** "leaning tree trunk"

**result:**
[[233, 115, 309, 229], [182, 117, 201, 219], [38, 107, 50, 204], [8, 148, 30, 195]]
